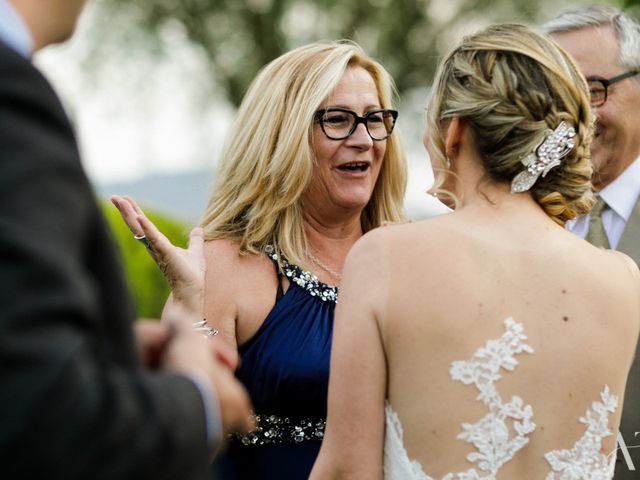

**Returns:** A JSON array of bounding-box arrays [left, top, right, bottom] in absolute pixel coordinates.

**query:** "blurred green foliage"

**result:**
[[624, 0, 640, 17], [101, 200, 189, 319], [89, 0, 558, 107]]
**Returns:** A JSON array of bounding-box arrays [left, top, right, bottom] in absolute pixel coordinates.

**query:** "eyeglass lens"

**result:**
[[587, 69, 640, 107], [320, 110, 396, 140], [588, 80, 607, 107]]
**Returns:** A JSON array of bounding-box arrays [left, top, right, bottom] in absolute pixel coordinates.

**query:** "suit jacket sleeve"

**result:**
[[0, 43, 214, 479]]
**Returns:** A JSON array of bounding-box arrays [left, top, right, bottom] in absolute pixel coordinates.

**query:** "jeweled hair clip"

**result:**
[[510, 121, 577, 193]]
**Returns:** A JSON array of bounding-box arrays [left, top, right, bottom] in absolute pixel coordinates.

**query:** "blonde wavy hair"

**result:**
[[427, 24, 594, 225], [201, 41, 406, 266]]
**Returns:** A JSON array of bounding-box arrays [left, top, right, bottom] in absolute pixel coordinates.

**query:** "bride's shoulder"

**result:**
[[588, 248, 640, 283], [374, 213, 459, 234], [366, 213, 466, 248], [593, 250, 640, 327], [604, 250, 640, 293], [607, 250, 640, 274], [349, 216, 465, 277]]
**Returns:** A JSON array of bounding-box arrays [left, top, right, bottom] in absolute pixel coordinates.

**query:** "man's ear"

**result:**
[[444, 117, 465, 160]]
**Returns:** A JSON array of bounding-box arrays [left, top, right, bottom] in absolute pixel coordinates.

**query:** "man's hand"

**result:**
[[134, 319, 171, 369], [162, 306, 253, 437], [203, 337, 254, 436]]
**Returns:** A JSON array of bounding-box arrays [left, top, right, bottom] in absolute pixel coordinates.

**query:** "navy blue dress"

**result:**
[[214, 250, 337, 479]]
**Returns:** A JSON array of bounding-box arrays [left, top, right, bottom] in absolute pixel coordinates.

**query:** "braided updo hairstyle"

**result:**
[[427, 24, 594, 225]]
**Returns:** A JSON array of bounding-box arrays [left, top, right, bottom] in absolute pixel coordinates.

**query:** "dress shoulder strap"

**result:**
[[266, 251, 285, 303]]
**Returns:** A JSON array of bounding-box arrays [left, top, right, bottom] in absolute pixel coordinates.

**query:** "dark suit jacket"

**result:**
[[0, 41, 211, 479], [615, 195, 640, 479]]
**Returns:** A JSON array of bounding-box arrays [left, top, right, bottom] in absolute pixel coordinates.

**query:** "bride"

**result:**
[[310, 24, 640, 479]]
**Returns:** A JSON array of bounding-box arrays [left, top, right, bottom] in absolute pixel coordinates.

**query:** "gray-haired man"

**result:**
[[543, 6, 640, 477]]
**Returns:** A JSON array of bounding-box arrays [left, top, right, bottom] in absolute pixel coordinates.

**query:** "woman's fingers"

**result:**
[[112, 195, 173, 267], [122, 195, 147, 219], [188, 227, 204, 248], [187, 227, 205, 270], [112, 197, 197, 271], [112, 196, 205, 307], [111, 195, 143, 236], [137, 215, 203, 286], [137, 214, 174, 259]]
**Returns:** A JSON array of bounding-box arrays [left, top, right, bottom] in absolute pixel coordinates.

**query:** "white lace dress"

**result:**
[[383, 318, 618, 480]]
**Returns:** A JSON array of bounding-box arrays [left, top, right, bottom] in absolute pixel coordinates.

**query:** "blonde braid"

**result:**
[[427, 24, 595, 224]]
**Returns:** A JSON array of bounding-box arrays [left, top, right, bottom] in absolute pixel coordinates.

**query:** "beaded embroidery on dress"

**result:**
[[383, 318, 618, 480], [265, 245, 338, 303]]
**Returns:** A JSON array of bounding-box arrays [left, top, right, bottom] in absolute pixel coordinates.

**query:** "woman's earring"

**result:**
[[444, 146, 455, 168]]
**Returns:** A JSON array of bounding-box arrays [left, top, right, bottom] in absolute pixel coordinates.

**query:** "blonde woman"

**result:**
[[311, 24, 640, 478], [113, 40, 406, 479]]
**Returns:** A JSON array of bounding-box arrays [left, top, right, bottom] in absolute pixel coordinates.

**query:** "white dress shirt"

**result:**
[[566, 156, 640, 249], [0, 0, 33, 57]]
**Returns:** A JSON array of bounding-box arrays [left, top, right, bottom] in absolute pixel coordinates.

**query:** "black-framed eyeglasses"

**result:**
[[314, 108, 398, 141], [587, 69, 640, 107]]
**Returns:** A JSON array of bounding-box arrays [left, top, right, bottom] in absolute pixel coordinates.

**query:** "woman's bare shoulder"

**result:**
[[202, 239, 278, 347], [203, 238, 272, 281], [203, 238, 241, 261]]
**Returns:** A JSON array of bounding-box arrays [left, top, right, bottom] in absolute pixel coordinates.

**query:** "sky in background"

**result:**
[[34, 3, 451, 219]]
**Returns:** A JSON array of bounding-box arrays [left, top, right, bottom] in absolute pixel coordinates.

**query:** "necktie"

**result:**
[[585, 196, 610, 249]]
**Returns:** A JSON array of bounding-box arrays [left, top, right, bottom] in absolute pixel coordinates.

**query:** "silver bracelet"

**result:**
[[192, 319, 219, 337]]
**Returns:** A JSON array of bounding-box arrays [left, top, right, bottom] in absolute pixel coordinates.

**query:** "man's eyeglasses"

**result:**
[[587, 69, 640, 107], [314, 108, 398, 141]]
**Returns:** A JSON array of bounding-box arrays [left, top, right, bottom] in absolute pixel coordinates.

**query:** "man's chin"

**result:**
[[589, 142, 605, 170], [590, 154, 613, 191]]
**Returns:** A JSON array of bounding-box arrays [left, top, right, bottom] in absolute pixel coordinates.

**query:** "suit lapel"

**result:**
[[617, 193, 640, 265]]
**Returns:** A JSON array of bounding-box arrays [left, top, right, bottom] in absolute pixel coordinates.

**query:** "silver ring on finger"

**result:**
[[134, 233, 151, 249]]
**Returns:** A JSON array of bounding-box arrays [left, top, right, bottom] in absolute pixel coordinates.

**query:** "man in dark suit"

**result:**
[[543, 6, 640, 478], [0, 1, 251, 478]]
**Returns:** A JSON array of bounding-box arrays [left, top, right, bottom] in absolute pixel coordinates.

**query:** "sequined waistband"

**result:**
[[232, 413, 326, 446]]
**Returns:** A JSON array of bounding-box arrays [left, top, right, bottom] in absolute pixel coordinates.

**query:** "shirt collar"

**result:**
[[599, 155, 640, 222], [0, 0, 34, 58]]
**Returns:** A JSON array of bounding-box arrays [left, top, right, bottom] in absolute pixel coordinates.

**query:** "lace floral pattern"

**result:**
[[448, 318, 536, 477], [383, 318, 618, 480], [384, 405, 433, 480], [265, 245, 338, 303], [544, 386, 618, 479]]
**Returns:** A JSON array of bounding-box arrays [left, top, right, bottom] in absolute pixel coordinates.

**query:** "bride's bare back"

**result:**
[[379, 208, 639, 477]]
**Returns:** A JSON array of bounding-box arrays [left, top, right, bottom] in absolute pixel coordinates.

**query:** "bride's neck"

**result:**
[[450, 153, 549, 221]]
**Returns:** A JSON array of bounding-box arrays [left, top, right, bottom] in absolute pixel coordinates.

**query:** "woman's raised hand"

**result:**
[[110, 195, 205, 317]]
